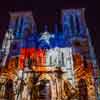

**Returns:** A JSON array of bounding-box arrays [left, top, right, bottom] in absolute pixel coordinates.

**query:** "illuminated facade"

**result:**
[[62, 8, 100, 99], [0, 8, 99, 99]]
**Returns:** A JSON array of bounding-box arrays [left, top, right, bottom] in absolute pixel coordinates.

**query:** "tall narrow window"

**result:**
[[63, 16, 70, 34], [61, 52, 64, 65], [14, 17, 19, 37], [70, 15, 75, 34], [50, 56, 52, 66], [19, 16, 24, 37], [75, 15, 80, 35], [63, 24, 67, 33], [39, 57, 42, 66]]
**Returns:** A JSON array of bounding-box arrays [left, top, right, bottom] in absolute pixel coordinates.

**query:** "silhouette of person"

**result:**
[[78, 78, 88, 100], [5, 79, 14, 100]]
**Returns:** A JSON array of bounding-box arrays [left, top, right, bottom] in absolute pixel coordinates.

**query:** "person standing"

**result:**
[[36, 67, 78, 100], [78, 78, 88, 100], [50, 67, 78, 100], [5, 79, 14, 100], [36, 73, 52, 100]]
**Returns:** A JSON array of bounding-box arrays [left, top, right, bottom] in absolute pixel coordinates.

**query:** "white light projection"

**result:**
[[39, 32, 54, 45], [2, 29, 14, 66], [45, 47, 75, 84]]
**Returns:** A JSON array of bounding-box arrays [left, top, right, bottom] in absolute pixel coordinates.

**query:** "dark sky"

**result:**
[[0, 0, 99, 63]]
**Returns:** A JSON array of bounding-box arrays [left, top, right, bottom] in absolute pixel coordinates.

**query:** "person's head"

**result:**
[[54, 67, 64, 79]]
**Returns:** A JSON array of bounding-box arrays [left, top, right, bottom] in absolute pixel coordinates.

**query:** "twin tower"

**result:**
[[8, 8, 86, 38], [2, 8, 87, 64]]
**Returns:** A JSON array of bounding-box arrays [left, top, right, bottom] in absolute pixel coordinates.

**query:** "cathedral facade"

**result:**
[[0, 8, 99, 99]]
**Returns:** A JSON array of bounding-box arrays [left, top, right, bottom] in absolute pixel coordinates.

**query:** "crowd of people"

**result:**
[[0, 67, 78, 100]]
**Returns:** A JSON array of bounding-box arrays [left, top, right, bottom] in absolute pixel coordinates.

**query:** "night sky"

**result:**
[[0, 0, 99, 64]]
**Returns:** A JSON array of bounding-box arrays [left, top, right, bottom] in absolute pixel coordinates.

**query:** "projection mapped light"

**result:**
[[0, 9, 99, 100], [18, 69, 23, 79], [8, 12, 36, 38], [39, 32, 55, 45]]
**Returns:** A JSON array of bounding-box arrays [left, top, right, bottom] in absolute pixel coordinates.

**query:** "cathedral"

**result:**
[[0, 8, 99, 100]]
